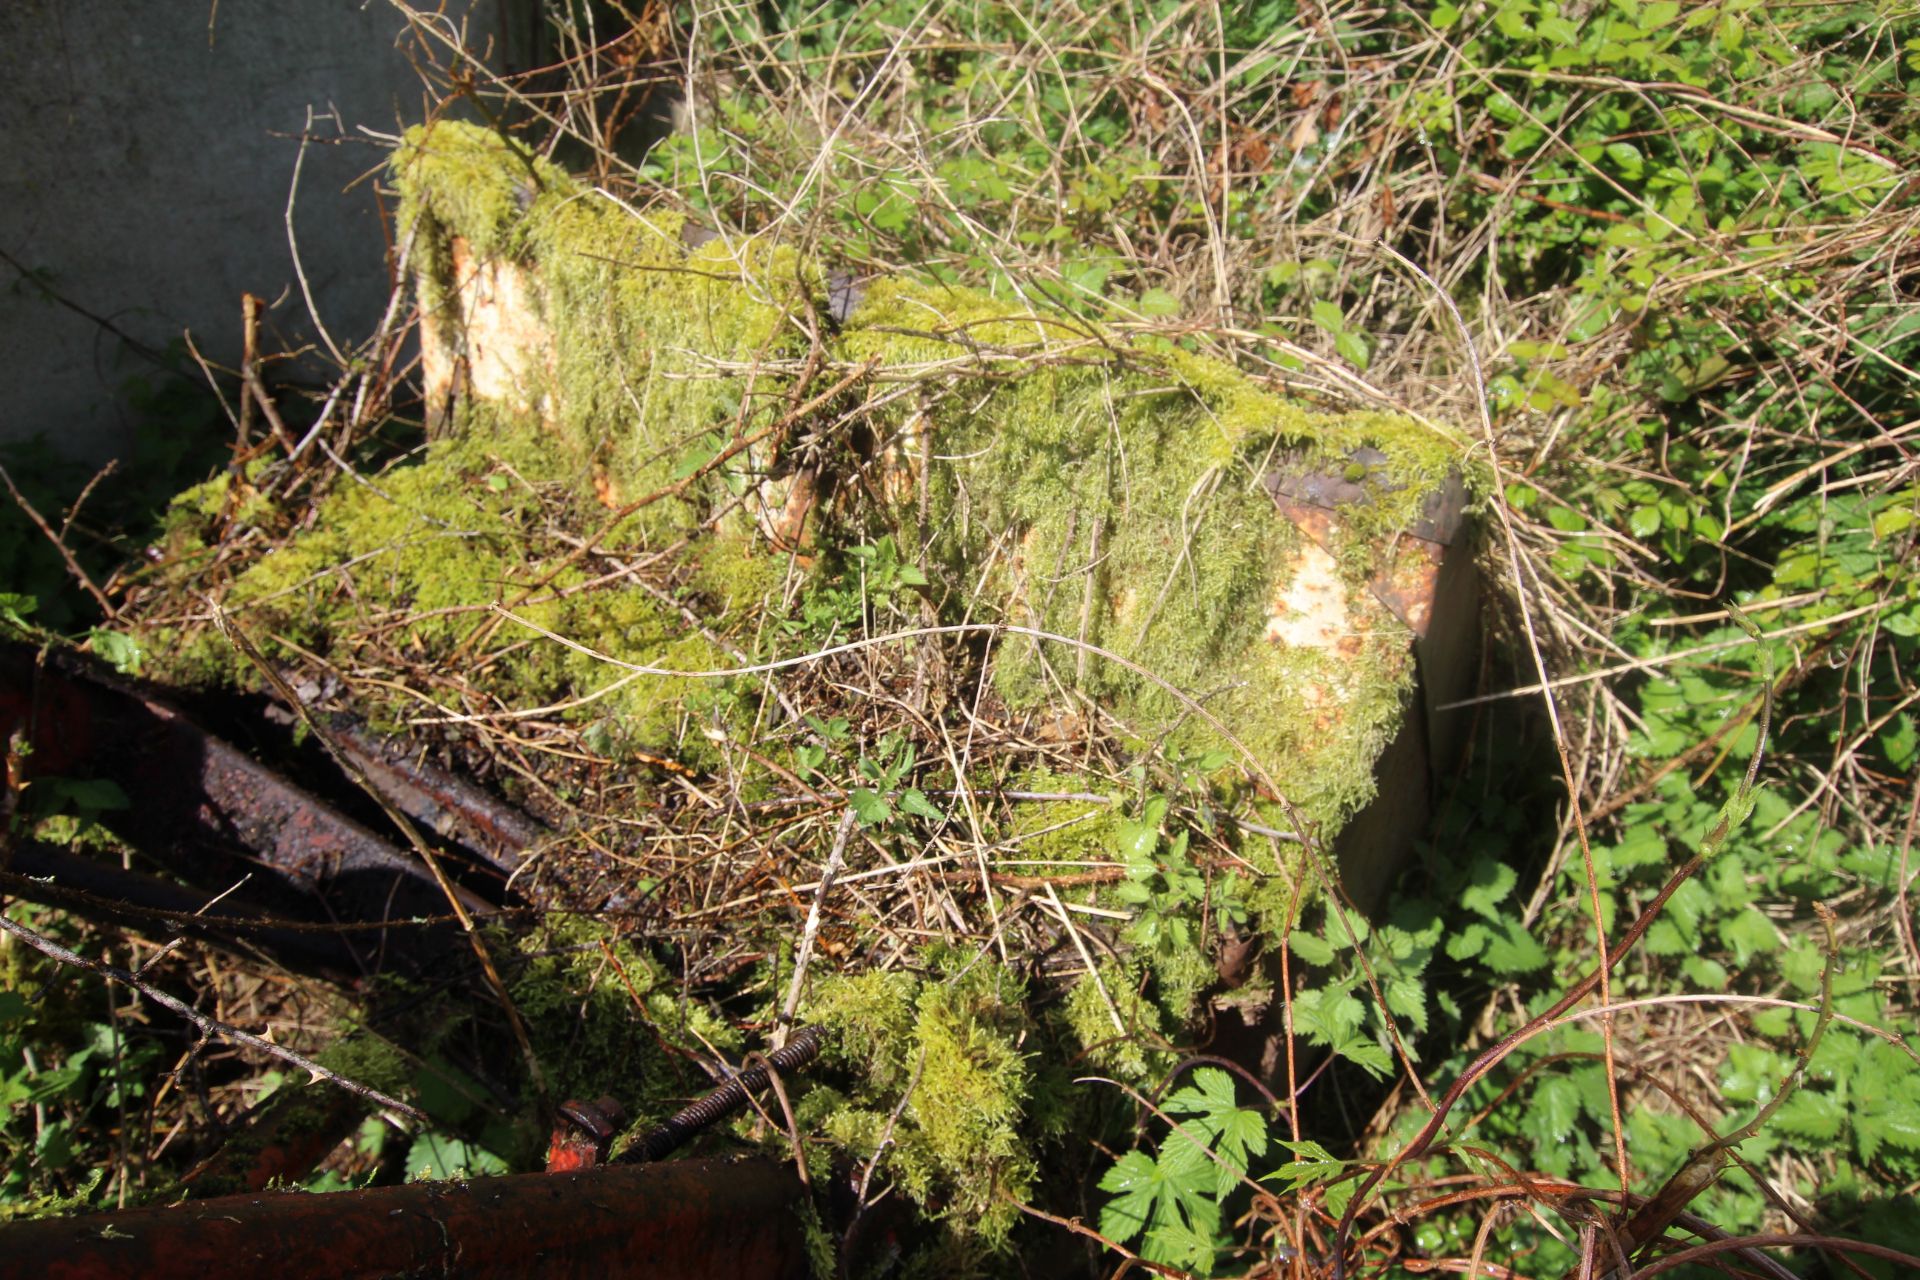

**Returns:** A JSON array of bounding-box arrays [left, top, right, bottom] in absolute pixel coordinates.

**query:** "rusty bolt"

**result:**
[[545, 1095, 627, 1172]]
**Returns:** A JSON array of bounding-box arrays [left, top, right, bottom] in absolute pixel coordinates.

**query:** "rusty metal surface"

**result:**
[[1266, 454, 1467, 640], [329, 717, 548, 880], [0, 646, 489, 934], [621, 1026, 824, 1164], [5, 1155, 813, 1280], [1269, 448, 1467, 546]]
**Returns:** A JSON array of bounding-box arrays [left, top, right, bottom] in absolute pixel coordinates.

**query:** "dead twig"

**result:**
[[0, 908, 423, 1122], [0, 461, 115, 618]]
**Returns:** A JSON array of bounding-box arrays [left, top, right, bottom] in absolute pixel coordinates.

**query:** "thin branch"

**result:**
[[0, 908, 423, 1122]]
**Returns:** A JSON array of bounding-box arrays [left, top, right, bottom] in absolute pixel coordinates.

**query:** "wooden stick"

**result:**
[[0, 909, 423, 1122]]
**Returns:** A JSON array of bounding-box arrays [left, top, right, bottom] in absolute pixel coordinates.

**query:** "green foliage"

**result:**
[[787, 535, 929, 643], [0, 910, 160, 1217], [1098, 1067, 1273, 1275], [847, 732, 943, 829]]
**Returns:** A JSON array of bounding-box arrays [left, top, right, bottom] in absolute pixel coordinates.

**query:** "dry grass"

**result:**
[[7, 2, 1917, 1274]]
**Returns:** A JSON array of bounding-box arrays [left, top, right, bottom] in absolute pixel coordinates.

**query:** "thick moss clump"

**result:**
[[389, 119, 1465, 833], [811, 960, 1036, 1249], [156, 406, 742, 754]]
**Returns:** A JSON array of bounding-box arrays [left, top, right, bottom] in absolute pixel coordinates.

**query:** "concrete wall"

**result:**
[[0, 0, 527, 460]]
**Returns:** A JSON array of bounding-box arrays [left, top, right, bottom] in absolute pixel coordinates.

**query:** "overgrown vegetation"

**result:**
[[3, 1, 1919, 1277]]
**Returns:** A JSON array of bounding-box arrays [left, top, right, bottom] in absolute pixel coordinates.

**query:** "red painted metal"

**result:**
[[5, 1155, 813, 1280], [544, 1096, 627, 1172]]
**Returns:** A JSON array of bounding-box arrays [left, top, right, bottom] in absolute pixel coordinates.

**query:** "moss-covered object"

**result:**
[[387, 119, 1461, 830], [128, 120, 1466, 1261]]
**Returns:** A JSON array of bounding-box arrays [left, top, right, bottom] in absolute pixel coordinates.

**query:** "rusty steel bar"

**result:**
[[328, 716, 549, 879], [0, 645, 490, 939], [623, 1026, 824, 1164], [4, 1155, 813, 1280]]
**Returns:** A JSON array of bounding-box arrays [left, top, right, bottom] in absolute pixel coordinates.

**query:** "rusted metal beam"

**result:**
[[327, 716, 549, 881], [0, 842, 364, 975], [0, 646, 490, 938], [5, 1155, 813, 1280]]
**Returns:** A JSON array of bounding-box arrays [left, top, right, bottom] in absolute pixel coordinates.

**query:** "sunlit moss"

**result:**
[[810, 957, 1035, 1249], [383, 119, 1463, 832], [1062, 956, 1175, 1082]]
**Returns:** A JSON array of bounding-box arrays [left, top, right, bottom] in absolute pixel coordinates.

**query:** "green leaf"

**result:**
[[1385, 975, 1429, 1034], [1309, 300, 1345, 333], [1288, 929, 1336, 966], [1609, 825, 1669, 871], [669, 430, 725, 481], [1878, 713, 1917, 773], [1521, 1075, 1583, 1146], [1326, 910, 1370, 949], [88, 629, 144, 675], [1136, 288, 1181, 317], [1773, 1089, 1845, 1141], [1479, 917, 1550, 973], [898, 789, 943, 822], [1446, 922, 1489, 961], [1459, 856, 1518, 919], [404, 1133, 507, 1181], [42, 777, 129, 814], [1536, 13, 1580, 42], [0, 593, 37, 632], [1333, 329, 1371, 369], [1717, 907, 1781, 964], [1606, 142, 1646, 181], [1333, 1034, 1394, 1078], [1638, 0, 1679, 28], [34, 1122, 75, 1170], [849, 788, 893, 826], [1098, 1150, 1162, 1243], [1117, 817, 1160, 863]]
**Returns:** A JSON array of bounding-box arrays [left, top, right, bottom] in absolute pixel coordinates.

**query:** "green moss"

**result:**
[[382, 120, 1467, 833], [508, 918, 741, 1114], [810, 958, 1035, 1249], [1061, 956, 1175, 1082], [153, 401, 745, 756], [393, 122, 824, 548], [1001, 775, 1119, 864], [689, 526, 792, 621], [316, 1029, 412, 1099]]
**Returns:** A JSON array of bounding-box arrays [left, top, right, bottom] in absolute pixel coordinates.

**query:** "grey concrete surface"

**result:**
[[0, 0, 523, 460]]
